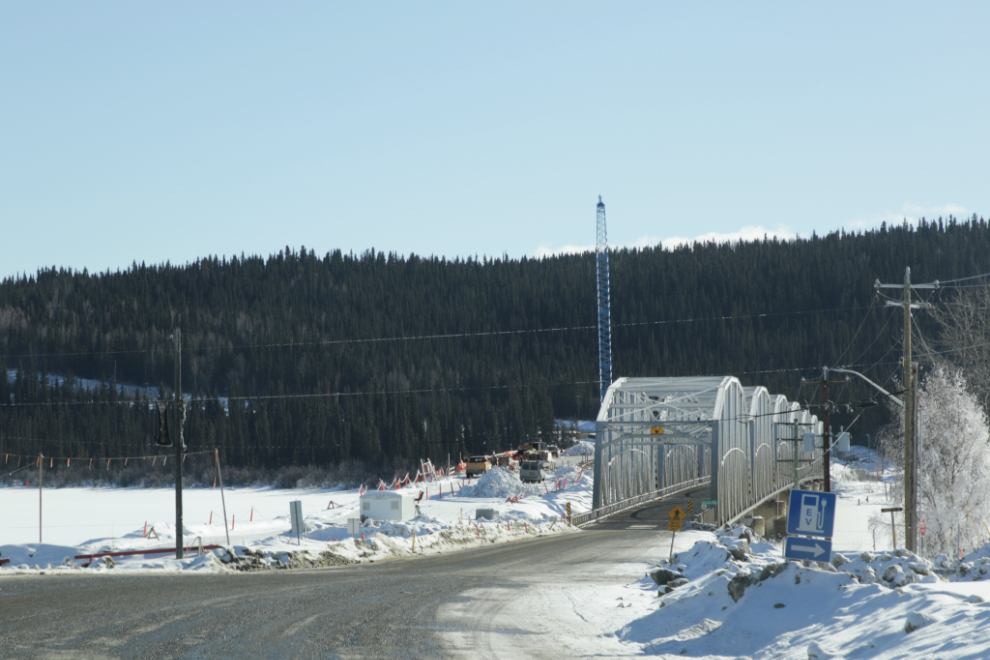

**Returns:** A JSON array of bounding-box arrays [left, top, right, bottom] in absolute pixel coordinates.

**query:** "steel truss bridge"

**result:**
[[578, 377, 824, 527]]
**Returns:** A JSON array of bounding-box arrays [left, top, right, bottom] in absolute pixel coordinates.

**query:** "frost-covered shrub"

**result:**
[[879, 364, 990, 557]]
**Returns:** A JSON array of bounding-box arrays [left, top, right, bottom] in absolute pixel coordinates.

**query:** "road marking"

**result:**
[[626, 524, 657, 529]]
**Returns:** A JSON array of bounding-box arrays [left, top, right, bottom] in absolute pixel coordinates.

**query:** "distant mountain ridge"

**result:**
[[1, 218, 987, 470]]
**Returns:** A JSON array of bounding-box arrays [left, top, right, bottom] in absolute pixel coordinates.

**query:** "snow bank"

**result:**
[[559, 440, 594, 457], [458, 464, 590, 501], [614, 525, 990, 659], [0, 515, 577, 574], [940, 541, 990, 582], [831, 548, 939, 587], [459, 467, 527, 498], [0, 471, 590, 575]]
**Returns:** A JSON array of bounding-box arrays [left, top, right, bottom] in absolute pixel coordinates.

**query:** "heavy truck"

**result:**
[[465, 455, 492, 478]]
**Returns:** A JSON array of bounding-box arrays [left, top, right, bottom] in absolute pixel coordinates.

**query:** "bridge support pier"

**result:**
[[744, 492, 790, 539]]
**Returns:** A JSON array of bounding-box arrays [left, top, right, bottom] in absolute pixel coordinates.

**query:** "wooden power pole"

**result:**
[[803, 367, 849, 493], [875, 268, 936, 554], [174, 328, 184, 560]]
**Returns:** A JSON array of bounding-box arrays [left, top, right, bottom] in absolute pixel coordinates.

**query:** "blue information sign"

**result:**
[[786, 489, 837, 539], [784, 536, 832, 562]]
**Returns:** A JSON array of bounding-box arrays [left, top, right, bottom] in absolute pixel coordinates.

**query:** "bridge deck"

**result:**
[[580, 486, 711, 531]]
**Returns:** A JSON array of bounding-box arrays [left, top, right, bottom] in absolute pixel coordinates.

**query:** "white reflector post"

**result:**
[[289, 500, 304, 544]]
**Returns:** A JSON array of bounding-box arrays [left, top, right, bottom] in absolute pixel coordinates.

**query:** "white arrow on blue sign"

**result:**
[[784, 536, 832, 561], [786, 489, 837, 538]]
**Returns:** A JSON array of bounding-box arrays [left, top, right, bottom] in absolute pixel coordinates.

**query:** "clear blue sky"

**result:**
[[3, 2, 988, 279]]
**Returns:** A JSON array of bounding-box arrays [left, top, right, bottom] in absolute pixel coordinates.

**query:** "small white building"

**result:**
[[360, 491, 415, 521]]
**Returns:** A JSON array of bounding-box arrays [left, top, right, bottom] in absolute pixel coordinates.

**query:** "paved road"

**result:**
[[0, 492, 709, 659], [585, 487, 710, 532]]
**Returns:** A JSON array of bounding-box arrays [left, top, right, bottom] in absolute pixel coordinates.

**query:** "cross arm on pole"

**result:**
[[884, 301, 931, 309], [875, 279, 939, 290]]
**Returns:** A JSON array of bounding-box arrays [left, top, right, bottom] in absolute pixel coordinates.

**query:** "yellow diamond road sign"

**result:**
[[668, 519, 683, 531], [668, 506, 685, 520], [650, 426, 664, 435]]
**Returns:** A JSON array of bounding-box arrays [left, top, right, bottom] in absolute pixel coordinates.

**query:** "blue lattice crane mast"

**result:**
[[595, 196, 613, 403]]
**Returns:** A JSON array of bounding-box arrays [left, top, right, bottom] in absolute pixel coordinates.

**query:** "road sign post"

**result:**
[[668, 506, 685, 560], [882, 507, 902, 549]]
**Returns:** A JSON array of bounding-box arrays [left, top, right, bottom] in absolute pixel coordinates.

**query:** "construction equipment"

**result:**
[[465, 455, 492, 478]]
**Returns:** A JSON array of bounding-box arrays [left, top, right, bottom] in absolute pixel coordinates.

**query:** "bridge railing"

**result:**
[[572, 476, 710, 527]]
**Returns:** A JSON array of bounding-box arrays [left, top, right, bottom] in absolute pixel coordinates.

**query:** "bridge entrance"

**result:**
[[586, 376, 824, 527]]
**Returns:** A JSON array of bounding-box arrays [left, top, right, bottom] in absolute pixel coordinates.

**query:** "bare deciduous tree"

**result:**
[[932, 284, 990, 414]]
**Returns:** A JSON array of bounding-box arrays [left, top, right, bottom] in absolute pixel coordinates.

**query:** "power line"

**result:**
[[0, 380, 602, 408], [938, 271, 990, 285], [847, 313, 895, 367], [833, 296, 877, 365], [912, 317, 938, 367], [2, 356, 920, 410], [0, 304, 872, 361]]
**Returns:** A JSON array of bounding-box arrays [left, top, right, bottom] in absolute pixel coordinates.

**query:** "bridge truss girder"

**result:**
[[593, 377, 824, 526]]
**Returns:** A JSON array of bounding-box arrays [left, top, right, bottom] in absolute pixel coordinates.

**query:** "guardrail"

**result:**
[[571, 477, 710, 527], [74, 544, 221, 566]]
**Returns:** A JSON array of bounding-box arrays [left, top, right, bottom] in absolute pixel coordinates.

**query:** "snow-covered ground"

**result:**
[[445, 447, 990, 659], [830, 446, 897, 554], [560, 447, 990, 658], [559, 438, 595, 458], [597, 523, 990, 659], [7, 446, 990, 657], [0, 465, 591, 572], [6, 368, 227, 408], [555, 418, 597, 434]]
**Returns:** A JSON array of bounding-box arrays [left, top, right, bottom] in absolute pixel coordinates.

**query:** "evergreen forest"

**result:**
[[2, 217, 987, 485]]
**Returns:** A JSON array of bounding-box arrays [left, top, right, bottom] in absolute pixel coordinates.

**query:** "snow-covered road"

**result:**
[[438, 525, 705, 658], [0, 521, 700, 658]]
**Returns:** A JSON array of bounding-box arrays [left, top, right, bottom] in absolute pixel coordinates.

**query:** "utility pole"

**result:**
[[902, 270, 914, 557], [174, 328, 184, 559], [802, 367, 848, 492], [39, 453, 43, 543], [790, 419, 800, 488], [875, 268, 936, 554], [823, 372, 831, 493]]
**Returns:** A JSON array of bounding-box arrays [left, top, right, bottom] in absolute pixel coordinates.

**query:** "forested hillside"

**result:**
[[2, 217, 988, 480]]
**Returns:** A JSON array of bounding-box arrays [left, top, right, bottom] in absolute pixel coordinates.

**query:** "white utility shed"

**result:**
[[360, 491, 415, 521]]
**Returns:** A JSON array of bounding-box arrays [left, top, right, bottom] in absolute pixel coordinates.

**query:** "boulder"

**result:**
[[650, 568, 684, 586], [904, 611, 937, 633], [729, 546, 750, 562], [807, 641, 844, 659], [727, 563, 788, 602]]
